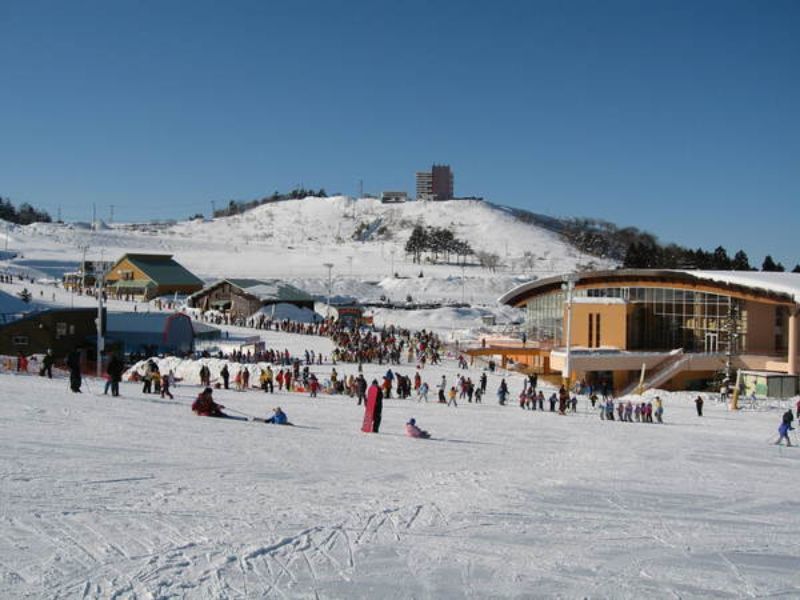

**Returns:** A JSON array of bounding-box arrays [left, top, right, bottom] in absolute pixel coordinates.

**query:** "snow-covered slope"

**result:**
[[1, 358, 799, 598], [1, 197, 614, 307]]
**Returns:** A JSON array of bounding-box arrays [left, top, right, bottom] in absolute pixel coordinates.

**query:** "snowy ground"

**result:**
[[2, 348, 799, 598]]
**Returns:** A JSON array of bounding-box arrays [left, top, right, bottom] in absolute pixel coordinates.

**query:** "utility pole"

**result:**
[[96, 250, 105, 378], [323, 262, 334, 319], [79, 245, 89, 291], [561, 273, 578, 387]]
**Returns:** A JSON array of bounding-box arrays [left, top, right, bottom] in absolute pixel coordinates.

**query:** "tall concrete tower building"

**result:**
[[416, 164, 454, 200]]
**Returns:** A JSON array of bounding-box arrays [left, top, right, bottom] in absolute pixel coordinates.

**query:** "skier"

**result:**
[[480, 372, 487, 394], [405, 417, 430, 439], [695, 396, 704, 417]]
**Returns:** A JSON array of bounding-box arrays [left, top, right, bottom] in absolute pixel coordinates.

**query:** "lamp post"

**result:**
[[561, 273, 578, 387], [96, 250, 105, 378], [323, 262, 333, 319]]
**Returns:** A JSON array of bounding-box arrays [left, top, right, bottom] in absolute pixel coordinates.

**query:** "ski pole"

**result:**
[[224, 406, 256, 420]]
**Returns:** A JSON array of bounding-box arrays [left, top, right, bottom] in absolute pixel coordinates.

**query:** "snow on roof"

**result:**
[[225, 279, 315, 303], [0, 290, 37, 317], [500, 269, 800, 305], [677, 270, 800, 303]]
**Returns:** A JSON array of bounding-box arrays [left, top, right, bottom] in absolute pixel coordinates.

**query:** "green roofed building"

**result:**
[[104, 254, 203, 301], [187, 279, 316, 319]]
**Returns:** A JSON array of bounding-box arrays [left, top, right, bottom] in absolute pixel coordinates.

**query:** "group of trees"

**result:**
[[212, 187, 327, 218], [556, 215, 799, 273], [0, 197, 52, 225], [623, 242, 799, 272], [404, 225, 473, 265]]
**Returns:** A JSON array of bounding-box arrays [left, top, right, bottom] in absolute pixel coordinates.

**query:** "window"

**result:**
[[588, 314, 594, 348], [596, 313, 601, 347], [56, 322, 67, 338], [12, 336, 29, 346]]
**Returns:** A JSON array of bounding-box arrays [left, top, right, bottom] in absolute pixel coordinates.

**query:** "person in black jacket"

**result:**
[[107, 354, 124, 397], [66, 350, 82, 393]]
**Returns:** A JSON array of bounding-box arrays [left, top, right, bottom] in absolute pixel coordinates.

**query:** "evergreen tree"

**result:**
[[762, 255, 781, 271], [711, 246, 731, 270], [404, 226, 427, 264], [731, 250, 751, 271], [792, 264, 800, 273]]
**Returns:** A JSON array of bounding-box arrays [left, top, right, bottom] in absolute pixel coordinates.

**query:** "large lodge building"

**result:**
[[498, 269, 800, 395]]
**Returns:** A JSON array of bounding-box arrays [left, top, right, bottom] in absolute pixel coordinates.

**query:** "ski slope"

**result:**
[[1, 348, 799, 598], [0, 196, 614, 305]]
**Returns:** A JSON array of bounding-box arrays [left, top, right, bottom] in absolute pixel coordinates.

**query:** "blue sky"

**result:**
[[1, 0, 798, 266]]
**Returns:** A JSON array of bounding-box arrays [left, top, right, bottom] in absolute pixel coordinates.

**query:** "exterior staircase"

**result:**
[[621, 349, 690, 395]]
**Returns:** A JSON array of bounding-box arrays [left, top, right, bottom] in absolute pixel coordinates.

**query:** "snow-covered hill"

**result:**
[[1, 197, 614, 307]]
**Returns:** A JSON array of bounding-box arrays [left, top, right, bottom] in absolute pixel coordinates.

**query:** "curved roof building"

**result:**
[[499, 269, 800, 394]]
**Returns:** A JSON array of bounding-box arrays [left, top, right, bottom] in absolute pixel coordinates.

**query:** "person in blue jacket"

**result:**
[[775, 410, 794, 446], [264, 406, 292, 426]]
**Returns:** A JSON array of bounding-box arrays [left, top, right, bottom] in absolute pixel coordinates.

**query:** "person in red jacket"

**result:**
[[362, 379, 383, 433], [192, 388, 228, 417]]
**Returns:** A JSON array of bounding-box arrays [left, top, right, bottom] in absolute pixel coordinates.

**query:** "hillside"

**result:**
[[1, 197, 615, 306]]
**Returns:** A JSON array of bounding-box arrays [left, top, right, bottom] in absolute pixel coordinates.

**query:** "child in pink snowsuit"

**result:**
[[405, 418, 430, 439]]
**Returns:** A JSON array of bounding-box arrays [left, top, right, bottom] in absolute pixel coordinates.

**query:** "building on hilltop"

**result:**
[[416, 164, 454, 200], [104, 254, 203, 301], [489, 269, 800, 395], [380, 191, 408, 204]]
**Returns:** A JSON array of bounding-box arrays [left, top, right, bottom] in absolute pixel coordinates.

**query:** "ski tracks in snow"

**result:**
[[4, 502, 448, 598]]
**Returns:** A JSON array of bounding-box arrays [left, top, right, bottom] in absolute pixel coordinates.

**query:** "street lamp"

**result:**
[[323, 262, 333, 319], [561, 273, 578, 387]]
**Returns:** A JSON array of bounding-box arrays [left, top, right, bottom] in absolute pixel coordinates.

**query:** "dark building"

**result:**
[[187, 279, 316, 320], [105, 312, 217, 355], [0, 307, 101, 357], [416, 164, 454, 200]]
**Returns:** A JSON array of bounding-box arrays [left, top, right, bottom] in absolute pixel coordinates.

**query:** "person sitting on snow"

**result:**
[[405, 418, 430, 439], [191, 387, 228, 418], [264, 406, 292, 426]]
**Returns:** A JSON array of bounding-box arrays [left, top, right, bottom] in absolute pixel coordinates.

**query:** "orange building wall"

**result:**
[[567, 303, 628, 349], [744, 301, 776, 355], [105, 258, 151, 284]]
